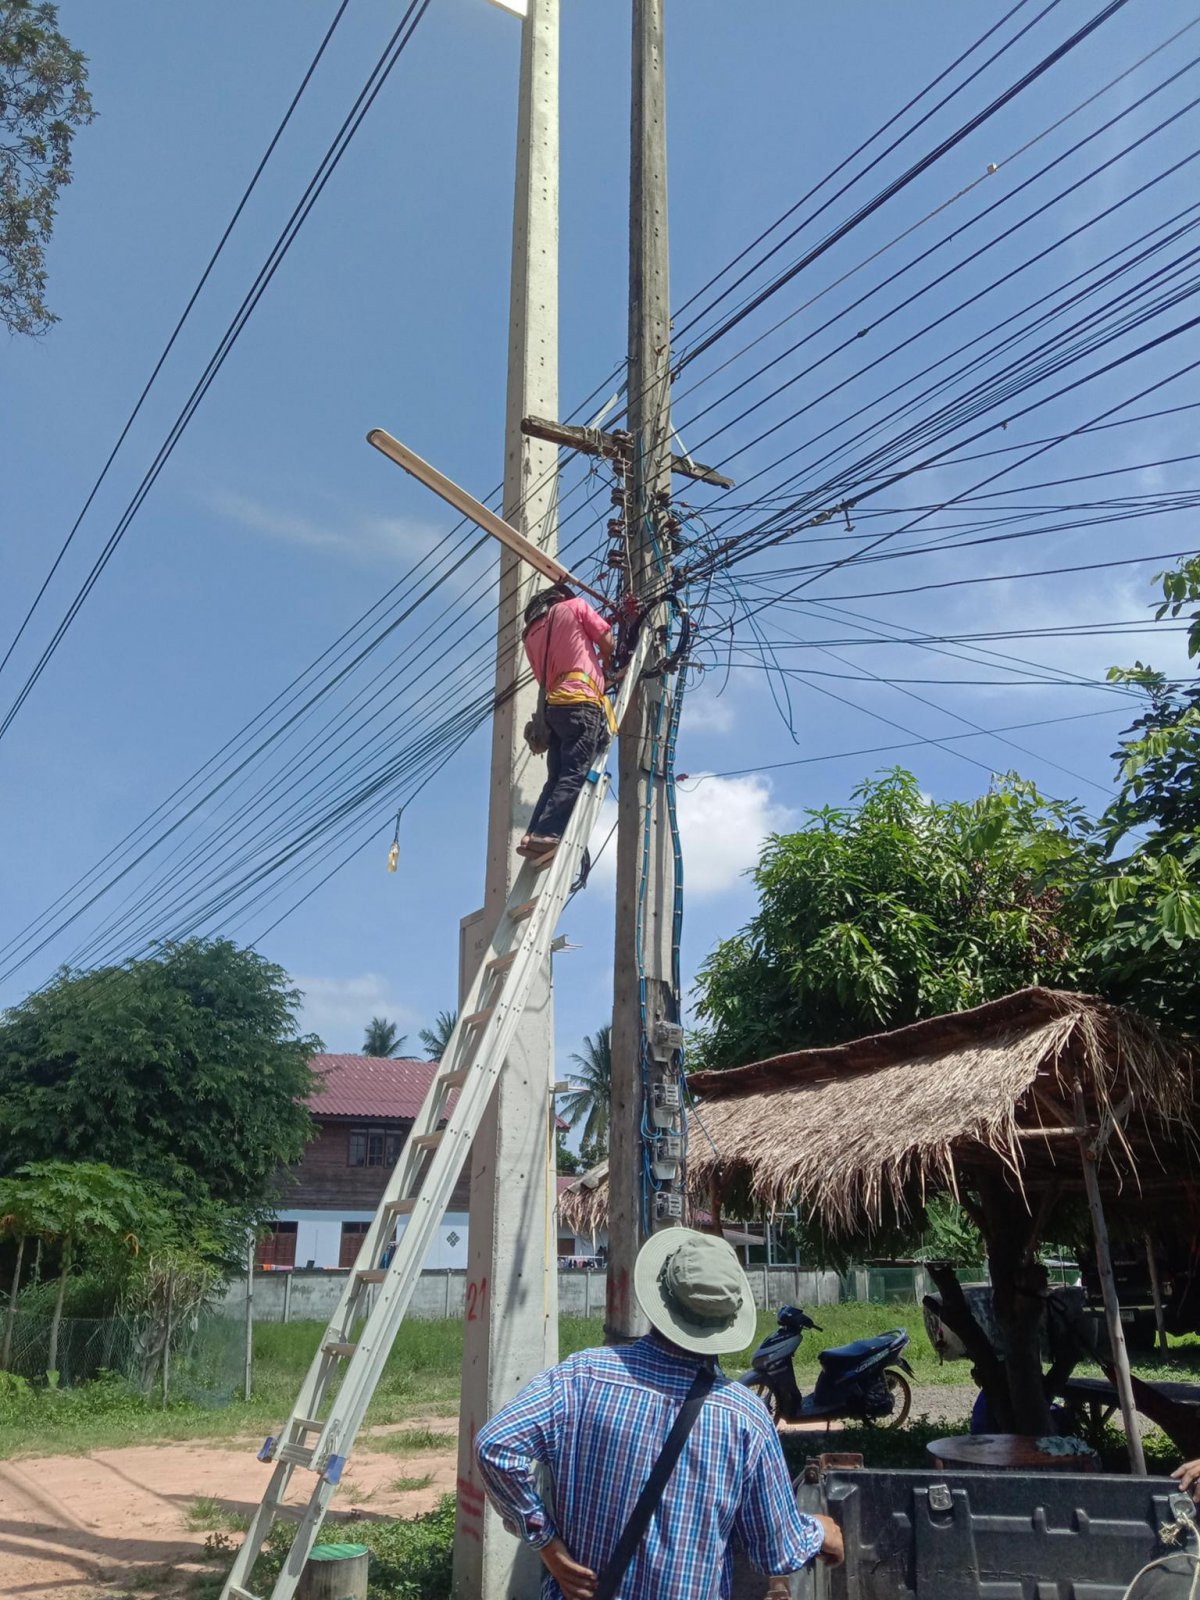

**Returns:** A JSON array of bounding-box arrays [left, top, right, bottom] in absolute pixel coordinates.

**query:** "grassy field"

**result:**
[[3, 1303, 1198, 1460], [0, 1315, 604, 1459], [0, 1304, 942, 1459]]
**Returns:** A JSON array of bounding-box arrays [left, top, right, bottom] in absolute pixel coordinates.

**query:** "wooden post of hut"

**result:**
[[297, 1543, 369, 1600], [1073, 1083, 1146, 1476], [1145, 1235, 1170, 1357]]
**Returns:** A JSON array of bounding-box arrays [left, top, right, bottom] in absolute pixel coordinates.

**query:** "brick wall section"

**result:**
[[280, 1117, 472, 1212]]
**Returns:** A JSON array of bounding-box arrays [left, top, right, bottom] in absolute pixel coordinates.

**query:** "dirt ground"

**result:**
[[0, 1389, 976, 1599], [0, 1419, 459, 1600]]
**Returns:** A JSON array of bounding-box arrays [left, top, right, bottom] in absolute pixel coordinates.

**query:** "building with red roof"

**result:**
[[259, 1055, 580, 1272], [257, 1054, 472, 1272]]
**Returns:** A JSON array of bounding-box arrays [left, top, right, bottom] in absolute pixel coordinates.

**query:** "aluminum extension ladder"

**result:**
[[219, 633, 648, 1600]]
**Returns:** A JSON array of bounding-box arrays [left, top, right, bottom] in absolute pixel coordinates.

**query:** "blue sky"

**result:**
[[2, 0, 1197, 1073]]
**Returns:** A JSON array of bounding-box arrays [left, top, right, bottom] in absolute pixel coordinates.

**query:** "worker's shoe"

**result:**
[[524, 834, 559, 860]]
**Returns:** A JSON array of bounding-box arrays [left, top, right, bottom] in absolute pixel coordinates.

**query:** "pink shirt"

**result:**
[[524, 597, 611, 705]]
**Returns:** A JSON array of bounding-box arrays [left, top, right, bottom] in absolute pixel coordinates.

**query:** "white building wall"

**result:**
[[276, 1208, 471, 1271]]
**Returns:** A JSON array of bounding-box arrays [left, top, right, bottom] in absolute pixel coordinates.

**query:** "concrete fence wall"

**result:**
[[218, 1264, 891, 1325]]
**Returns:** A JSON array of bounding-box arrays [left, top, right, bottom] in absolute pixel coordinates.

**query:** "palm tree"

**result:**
[[363, 1017, 407, 1057], [560, 1025, 612, 1162], [418, 1010, 457, 1060]]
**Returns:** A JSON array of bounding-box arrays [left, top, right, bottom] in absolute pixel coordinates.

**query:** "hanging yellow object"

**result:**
[[387, 839, 400, 873]]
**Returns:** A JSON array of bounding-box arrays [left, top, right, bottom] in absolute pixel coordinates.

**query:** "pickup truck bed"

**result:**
[[786, 1467, 1199, 1600]]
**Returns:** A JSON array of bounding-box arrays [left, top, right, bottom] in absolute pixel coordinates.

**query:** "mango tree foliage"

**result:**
[[690, 770, 1092, 1071], [0, 939, 320, 1231], [1083, 557, 1200, 1031]]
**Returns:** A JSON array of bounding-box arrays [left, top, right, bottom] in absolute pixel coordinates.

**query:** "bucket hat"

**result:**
[[633, 1227, 757, 1356]]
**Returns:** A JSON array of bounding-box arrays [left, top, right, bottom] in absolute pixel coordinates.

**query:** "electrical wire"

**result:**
[[10, 3, 1200, 979], [0, 0, 434, 747], [0, 0, 353, 687], [675, 0, 1134, 372], [676, 706, 1134, 786]]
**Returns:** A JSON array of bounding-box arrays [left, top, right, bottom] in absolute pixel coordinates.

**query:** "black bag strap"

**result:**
[[593, 1363, 715, 1600], [536, 608, 556, 714]]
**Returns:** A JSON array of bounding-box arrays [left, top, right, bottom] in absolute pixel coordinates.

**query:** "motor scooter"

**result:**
[[738, 1305, 914, 1428]]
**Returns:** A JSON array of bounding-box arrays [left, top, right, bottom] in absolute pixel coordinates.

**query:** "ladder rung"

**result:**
[[438, 1066, 470, 1088], [486, 950, 518, 972], [462, 1007, 495, 1028], [383, 1197, 416, 1215], [294, 1416, 325, 1431], [277, 1442, 316, 1468], [323, 1341, 358, 1358], [229, 1588, 260, 1600], [355, 1269, 387, 1284], [410, 1131, 443, 1151], [508, 898, 539, 921]]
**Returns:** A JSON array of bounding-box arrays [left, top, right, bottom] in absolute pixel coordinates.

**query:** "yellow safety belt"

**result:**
[[547, 669, 619, 735]]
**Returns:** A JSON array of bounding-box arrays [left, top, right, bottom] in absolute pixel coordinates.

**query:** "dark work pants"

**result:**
[[528, 703, 609, 840]]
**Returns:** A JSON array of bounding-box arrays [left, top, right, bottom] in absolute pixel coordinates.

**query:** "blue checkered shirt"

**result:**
[[475, 1335, 824, 1600]]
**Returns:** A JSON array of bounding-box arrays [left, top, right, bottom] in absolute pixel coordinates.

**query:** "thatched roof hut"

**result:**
[[559, 988, 1198, 1238]]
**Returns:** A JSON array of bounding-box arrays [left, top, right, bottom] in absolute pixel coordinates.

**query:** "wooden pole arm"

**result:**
[[367, 429, 611, 607]]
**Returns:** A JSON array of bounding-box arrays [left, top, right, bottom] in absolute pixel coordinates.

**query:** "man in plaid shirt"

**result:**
[[477, 1229, 842, 1600]]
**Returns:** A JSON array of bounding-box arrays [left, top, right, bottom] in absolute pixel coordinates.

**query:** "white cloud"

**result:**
[[680, 665, 767, 739], [677, 773, 796, 895], [588, 774, 794, 899], [682, 686, 737, 735], [209, 489, 450, 569], [297, 972, 419, 1053]]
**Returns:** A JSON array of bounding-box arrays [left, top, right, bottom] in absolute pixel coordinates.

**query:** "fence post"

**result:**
[[162, 1268, 174, 1408], [584, 1270, 592, 1319], [444, 1269, 452, 1319], [244, 1237, 254, 1402], [282, 1272, 293, 1326]]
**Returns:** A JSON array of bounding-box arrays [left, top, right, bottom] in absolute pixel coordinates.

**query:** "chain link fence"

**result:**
[[1, 1307, 244, 1402]]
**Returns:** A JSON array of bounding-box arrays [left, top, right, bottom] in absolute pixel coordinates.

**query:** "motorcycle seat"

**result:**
[[818, 1334, 902, 1372]]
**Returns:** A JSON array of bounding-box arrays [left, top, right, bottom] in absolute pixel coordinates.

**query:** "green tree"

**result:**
[[1081, 557, 1200, 1031], [691, 770, 1091, 1071], [1, 1, 94, 335], [418, 1010, 457, 1059], [0, 939, 320, 1233], [555, 1132, 583, 1175], [120, 1237, 224, 1402], [560, 1025, 612, 1164], [0, 1170, 40, 1368], [363, 1016, 407, 1057], [4, 1161, 165, 1377], [686, 772, 1101, 1434]]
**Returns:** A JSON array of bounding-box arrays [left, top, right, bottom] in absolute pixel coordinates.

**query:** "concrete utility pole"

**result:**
[[453, 3, 560, 1596], [607, 0, 686, 1343]]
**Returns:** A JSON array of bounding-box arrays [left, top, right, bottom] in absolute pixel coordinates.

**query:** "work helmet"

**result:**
[[523, 583, 572, 632]]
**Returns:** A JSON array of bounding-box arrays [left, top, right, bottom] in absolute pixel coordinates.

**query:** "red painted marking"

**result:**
[[607, 1266, 630, 1321], [466, 1275, 489, 1322], [457, 1474, 486, 1509]]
